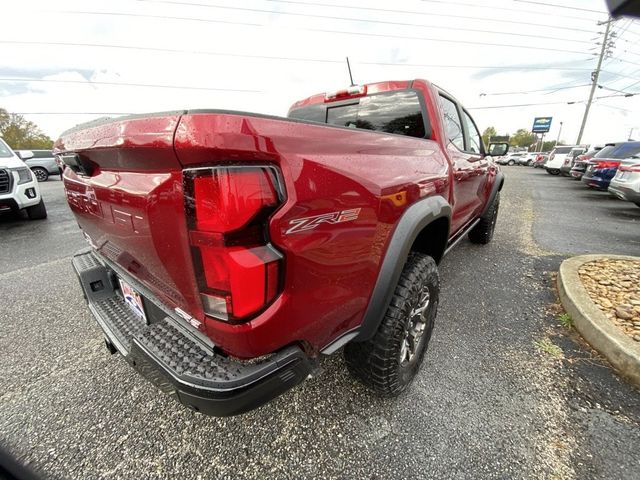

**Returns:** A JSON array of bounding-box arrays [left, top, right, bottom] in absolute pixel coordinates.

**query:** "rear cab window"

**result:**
[[288, 90, 429, 139]]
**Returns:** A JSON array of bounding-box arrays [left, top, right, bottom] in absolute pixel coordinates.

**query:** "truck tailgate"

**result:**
[[56, 113, 203, 318]]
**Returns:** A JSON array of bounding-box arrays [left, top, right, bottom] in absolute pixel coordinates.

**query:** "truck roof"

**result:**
[[289, 79, 434, 111]]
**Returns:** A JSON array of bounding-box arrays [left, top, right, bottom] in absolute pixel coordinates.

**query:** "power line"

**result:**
[[468, 101, 576, 109], [0, 77, 262, 93], [301, 27, 590, 55], [0, 40, 600, 72], [51, 9, 262, 27], [479, 83, 591, 96], [125, 0, 596, 45], [131, 0, 600, 35], [49, 10, 598, 54], [469, 95, 635, 109], [418, 0, 601, 21], [597, 83, 636, 95], [513, 1, 606, 14]]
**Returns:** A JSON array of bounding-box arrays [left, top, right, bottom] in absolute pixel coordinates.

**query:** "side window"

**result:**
[[462, 110, 482, 154], [439, 95, 465, 151]]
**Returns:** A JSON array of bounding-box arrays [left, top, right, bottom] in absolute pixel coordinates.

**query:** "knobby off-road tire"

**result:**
[[344, 252, 439, 396], [26, 199, 47, 220], [468, 192, 500, 244]]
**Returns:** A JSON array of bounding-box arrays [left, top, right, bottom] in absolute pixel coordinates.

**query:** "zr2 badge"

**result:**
[[285, 208, 361, 234]]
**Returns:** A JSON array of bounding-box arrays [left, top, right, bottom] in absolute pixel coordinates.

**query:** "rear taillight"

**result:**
[[620, 164, 640, 172], [184, 166, 284, 323], [592, 160, 621, 169]]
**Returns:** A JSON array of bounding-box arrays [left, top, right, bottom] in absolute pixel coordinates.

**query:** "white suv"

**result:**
[[0, 138, 47, 219], [545, 145, 586, 175]]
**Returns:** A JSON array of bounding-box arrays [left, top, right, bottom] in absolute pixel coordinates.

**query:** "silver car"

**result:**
[[16, 149, 60, 182], [608, 157, 640, 208]]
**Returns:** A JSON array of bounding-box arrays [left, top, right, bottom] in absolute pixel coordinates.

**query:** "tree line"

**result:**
[[482, 126, 563, 152], [0, 108, 54, 150]]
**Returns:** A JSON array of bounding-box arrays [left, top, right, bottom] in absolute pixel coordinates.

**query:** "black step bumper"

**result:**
[[72, 249, 315, 416]]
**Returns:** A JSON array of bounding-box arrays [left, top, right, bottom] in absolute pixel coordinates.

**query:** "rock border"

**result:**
[[557, 254, 640, 388]]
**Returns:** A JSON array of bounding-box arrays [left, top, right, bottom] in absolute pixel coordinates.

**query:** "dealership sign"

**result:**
[[532, 117, 553, 133]]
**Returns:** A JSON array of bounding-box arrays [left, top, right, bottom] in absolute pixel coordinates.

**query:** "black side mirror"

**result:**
[[487, 142, 509, 157]]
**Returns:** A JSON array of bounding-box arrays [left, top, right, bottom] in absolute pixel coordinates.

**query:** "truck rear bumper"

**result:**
[[72, 249, 316, 416]]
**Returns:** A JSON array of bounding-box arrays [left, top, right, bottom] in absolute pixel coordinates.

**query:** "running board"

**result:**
[[444, 218, 481, 256]]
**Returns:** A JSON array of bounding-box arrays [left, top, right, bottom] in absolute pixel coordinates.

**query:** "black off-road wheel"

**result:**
[[468, 192, 500, 244], [344, 252, 439, 396], [26, 199, 47, 220]]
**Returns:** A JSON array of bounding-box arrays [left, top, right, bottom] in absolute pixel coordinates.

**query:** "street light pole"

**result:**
[[555, 121, 563, 147], [576, 18, 612, 144]]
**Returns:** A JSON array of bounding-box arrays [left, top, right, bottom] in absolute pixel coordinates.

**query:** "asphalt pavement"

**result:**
[[1, 168, 639, 479]]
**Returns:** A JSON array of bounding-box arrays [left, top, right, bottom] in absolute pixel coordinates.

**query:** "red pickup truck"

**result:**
[[56, 79, 507, 416]]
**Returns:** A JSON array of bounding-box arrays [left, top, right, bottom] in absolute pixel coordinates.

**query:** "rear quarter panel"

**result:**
[[174, 113, 450, 355]]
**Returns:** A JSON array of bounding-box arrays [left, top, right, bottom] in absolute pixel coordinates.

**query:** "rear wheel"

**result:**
[[469, 192, 500, 244], [26, 199, 47, 220], [344, 252, 439, 396], [547, 169, 560, 175], [31, 167, 49, 182], [508, 160, 515, 166]]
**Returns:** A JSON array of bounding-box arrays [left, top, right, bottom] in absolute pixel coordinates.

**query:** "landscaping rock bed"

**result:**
[[578, 259, 640, 343]]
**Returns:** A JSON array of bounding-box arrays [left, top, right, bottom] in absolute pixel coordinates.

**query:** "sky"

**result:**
[[1, 0, 639, 146]]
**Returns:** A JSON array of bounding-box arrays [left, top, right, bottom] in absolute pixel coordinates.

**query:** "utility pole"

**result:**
[[576, 18, 613, 145]]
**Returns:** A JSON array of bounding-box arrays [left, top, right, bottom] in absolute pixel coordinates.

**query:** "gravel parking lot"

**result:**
[[1, 168, 639, 479]]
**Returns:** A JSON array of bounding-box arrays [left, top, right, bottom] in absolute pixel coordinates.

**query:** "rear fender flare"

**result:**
[[354, 195, 451, 342], [481, 171, 504, 218]]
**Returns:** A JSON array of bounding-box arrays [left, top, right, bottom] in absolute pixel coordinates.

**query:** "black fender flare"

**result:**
[[354, 195, 451, 342], [480, 171, 505, 218]]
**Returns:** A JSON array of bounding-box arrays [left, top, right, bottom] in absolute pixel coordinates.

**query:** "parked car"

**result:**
[[56, 78, 508, 416], [16, 149, 60, 182], [570, 146, 605, 180], [496, 152, 524, 165], [608, 157, 640, 207], [0, 138, 47, 219], [559, 146, 587, 176], [582, 141, 640, 190], [515, 152, 540, 166], [532, 153, 549, 168], [545, 145, 586, 175]]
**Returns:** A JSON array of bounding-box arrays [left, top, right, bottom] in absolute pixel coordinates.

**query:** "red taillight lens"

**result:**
[[193, 169, 278, 233], [184, 166, 284, 322], [593, 160, 621, 169], [620, 164, 640, 172]]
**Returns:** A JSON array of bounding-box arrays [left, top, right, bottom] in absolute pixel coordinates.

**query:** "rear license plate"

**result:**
[[119, 278, 147, 322]]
